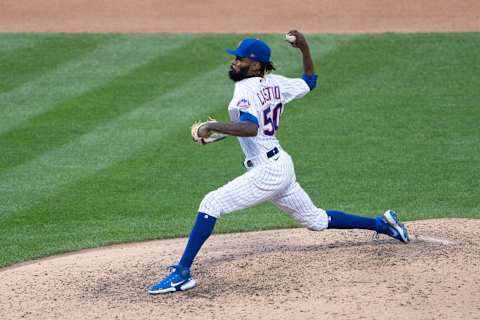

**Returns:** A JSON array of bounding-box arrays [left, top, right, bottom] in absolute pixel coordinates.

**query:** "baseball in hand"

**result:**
[[285, 33, 296, 43]]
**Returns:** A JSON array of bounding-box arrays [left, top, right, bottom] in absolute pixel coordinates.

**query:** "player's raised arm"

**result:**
[[287, 30, 317, 90]]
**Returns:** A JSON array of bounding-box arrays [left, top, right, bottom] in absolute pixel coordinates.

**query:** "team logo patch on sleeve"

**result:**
[[236, 98, 250, 109]]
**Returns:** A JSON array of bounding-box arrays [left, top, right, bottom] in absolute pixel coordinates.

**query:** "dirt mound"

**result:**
[[1, 219, 479, 319]]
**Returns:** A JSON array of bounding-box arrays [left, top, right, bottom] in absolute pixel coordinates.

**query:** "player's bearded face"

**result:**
[[228, 64, 250, 82], [229, 57, 253, 82]]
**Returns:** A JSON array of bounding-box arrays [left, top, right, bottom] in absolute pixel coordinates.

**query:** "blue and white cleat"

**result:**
[[148, 264, 196, 295], [375, 210, 410, 243]]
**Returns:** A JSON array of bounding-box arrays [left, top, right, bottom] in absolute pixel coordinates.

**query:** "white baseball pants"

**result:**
[[198, 149, 329, 231]]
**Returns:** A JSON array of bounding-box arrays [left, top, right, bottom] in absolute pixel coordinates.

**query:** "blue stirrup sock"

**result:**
[[326, 210, 377, 230], [177, 211, 379, 269], [179, 212, 217, 269]]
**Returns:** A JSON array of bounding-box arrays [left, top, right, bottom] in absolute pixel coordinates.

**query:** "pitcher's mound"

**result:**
[[1, 218, 479, 319]]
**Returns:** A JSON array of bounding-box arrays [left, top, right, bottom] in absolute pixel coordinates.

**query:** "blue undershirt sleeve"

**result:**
[[239, 111, 259, 127], [302, 73, 318, 91]]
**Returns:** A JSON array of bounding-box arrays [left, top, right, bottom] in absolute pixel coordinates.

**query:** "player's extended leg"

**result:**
[[327, 209, 409, 242], [148, 212, 216, 294], [149, 156, 294, 294], [271, 182, 409, 242]]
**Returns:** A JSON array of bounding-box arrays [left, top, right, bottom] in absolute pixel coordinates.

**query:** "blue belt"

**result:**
[[245, 147, 279, 168]]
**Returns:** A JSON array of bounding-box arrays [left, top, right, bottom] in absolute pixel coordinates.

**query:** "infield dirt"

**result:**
[[1, 1, 480, 319], [1, 0, 480, 33]]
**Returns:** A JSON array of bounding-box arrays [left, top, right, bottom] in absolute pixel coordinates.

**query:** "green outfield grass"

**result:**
[[0, 32, 479, 267]]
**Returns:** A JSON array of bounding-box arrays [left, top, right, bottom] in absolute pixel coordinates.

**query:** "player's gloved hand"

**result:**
[[191, 118, 227, 145]]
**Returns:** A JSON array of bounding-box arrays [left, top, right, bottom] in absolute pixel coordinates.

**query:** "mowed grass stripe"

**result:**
[[0, 35, 225, 174], [0, 34, 195, 136], [0, 33, 44, 51], [0, 35, 105, 94], [0, 57, 232, 220]]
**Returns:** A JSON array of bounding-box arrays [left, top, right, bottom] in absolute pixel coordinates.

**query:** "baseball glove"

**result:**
[[191, 118, 227, 145]]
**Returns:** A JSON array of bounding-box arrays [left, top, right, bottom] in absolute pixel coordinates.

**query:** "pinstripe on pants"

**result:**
[[199, 149, 328, 230]]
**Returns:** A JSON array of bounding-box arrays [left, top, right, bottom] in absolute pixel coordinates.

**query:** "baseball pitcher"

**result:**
[[148, 30, 409, 294]]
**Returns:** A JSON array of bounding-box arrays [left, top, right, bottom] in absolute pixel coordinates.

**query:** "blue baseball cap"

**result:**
[[226, 38, 271, 63]]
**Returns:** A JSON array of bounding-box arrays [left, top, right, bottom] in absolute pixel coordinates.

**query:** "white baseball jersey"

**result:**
[[199, 74, 328, 231], [227, 74, 310, 159]]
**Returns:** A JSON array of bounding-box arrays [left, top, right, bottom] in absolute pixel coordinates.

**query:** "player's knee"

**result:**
[[304, 208, 329, 231], [198, 191, 223, 219]]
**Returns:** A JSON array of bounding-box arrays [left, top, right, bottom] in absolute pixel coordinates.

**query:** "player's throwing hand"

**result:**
[[286, 30, 308, 50]]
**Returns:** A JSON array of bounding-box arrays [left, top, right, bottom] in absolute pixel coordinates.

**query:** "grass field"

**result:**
[[0, 32, 479, 267]]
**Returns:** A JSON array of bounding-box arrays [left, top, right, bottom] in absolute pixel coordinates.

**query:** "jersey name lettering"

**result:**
[[256, 86, 281, 105]]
